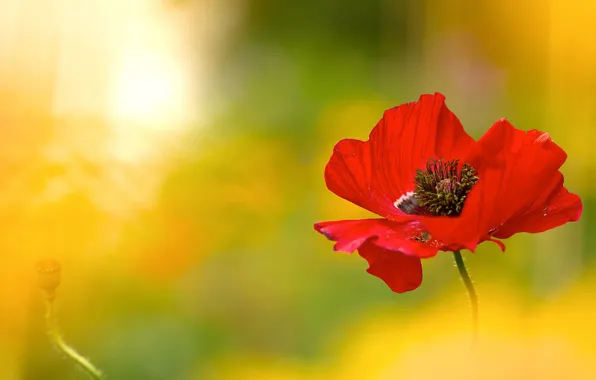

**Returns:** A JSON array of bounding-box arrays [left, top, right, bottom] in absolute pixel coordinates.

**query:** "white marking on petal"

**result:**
[[394, 191, 415, 209]]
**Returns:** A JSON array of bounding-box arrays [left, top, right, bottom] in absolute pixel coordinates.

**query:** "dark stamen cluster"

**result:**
[[414, 158, 478, 217]]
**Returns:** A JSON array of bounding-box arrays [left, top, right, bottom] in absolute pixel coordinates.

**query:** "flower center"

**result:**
[[413, 158, 478, 216]]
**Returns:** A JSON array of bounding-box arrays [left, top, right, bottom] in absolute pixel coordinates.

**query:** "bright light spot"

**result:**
[[105, 7, 198, 164], [111, 47, 190, 129], [106, 3, 197, 132]]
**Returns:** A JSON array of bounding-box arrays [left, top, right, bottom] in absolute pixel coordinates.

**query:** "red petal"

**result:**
[[314, 218, 439, 258], [324, 93, 475, 219], [358, 242, 423, 293], [420, 119, 578, 250], [369, 93, 475, 205], [493, 178, 582, 239], [324, 138, 395, 217]]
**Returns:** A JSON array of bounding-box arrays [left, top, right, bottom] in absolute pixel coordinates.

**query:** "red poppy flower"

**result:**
[[314, 93, 582, 293]]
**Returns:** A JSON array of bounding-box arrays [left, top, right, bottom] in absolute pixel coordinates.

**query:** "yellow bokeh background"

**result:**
[[0, 0, 594, 379]]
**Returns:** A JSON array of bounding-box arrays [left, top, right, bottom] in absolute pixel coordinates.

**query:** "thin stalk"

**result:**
[[44, 299, 103, 380], [453, 250, 478, 346]]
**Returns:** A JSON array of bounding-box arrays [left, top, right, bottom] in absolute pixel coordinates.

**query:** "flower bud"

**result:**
[[36, 259, 61, 300]]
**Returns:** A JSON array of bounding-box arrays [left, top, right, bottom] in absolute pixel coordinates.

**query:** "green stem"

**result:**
[[453, 250, 478, 346], [44, 299, 104, 380]]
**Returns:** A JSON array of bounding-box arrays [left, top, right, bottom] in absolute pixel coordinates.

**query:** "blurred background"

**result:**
[[0, 0, 594, 379]]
